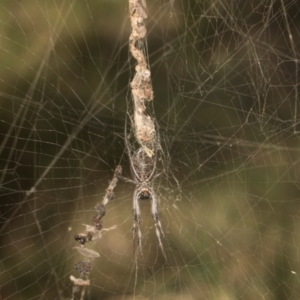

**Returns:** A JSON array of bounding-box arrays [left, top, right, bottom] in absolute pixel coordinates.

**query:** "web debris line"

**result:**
[[71, 1, 166, 294], [70, 166, 120, 298], [128, 0, 156, 153]]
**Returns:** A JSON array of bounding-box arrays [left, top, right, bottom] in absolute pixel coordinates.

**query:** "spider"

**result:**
[[117, 125, 167, 260]]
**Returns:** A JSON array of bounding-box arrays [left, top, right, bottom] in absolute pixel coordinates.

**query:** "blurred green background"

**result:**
[[1, 0, 300, 299]]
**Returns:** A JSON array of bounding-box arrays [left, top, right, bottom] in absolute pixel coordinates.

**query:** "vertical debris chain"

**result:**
[[70, 167, 120, 297], [129, 0, 156, 154], [71, 1, 160, 295]]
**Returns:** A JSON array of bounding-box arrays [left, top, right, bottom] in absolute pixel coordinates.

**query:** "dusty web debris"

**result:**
[[70, 275, 90, 286], [71, 1, 163, 295], [102, 165, 121, 205], [129, 0, 156, 151], [74, 247, 100, 259], [70, 166, 121, 297], [74, 261, 92, 276]]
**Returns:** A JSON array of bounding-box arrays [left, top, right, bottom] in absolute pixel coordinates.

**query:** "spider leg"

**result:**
[[132, 187, 144, 257], [117, 174, 136, 185], [149, 187, 167, 261]]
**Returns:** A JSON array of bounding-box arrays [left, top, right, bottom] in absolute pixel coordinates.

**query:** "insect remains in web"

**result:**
[[116, 122, 167, 262]]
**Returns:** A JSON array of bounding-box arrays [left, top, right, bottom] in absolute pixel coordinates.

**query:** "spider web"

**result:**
[[1, 0, 300, 299]]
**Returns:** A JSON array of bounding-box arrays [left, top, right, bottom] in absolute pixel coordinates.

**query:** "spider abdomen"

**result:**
[[131, 148, 155, 181]]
